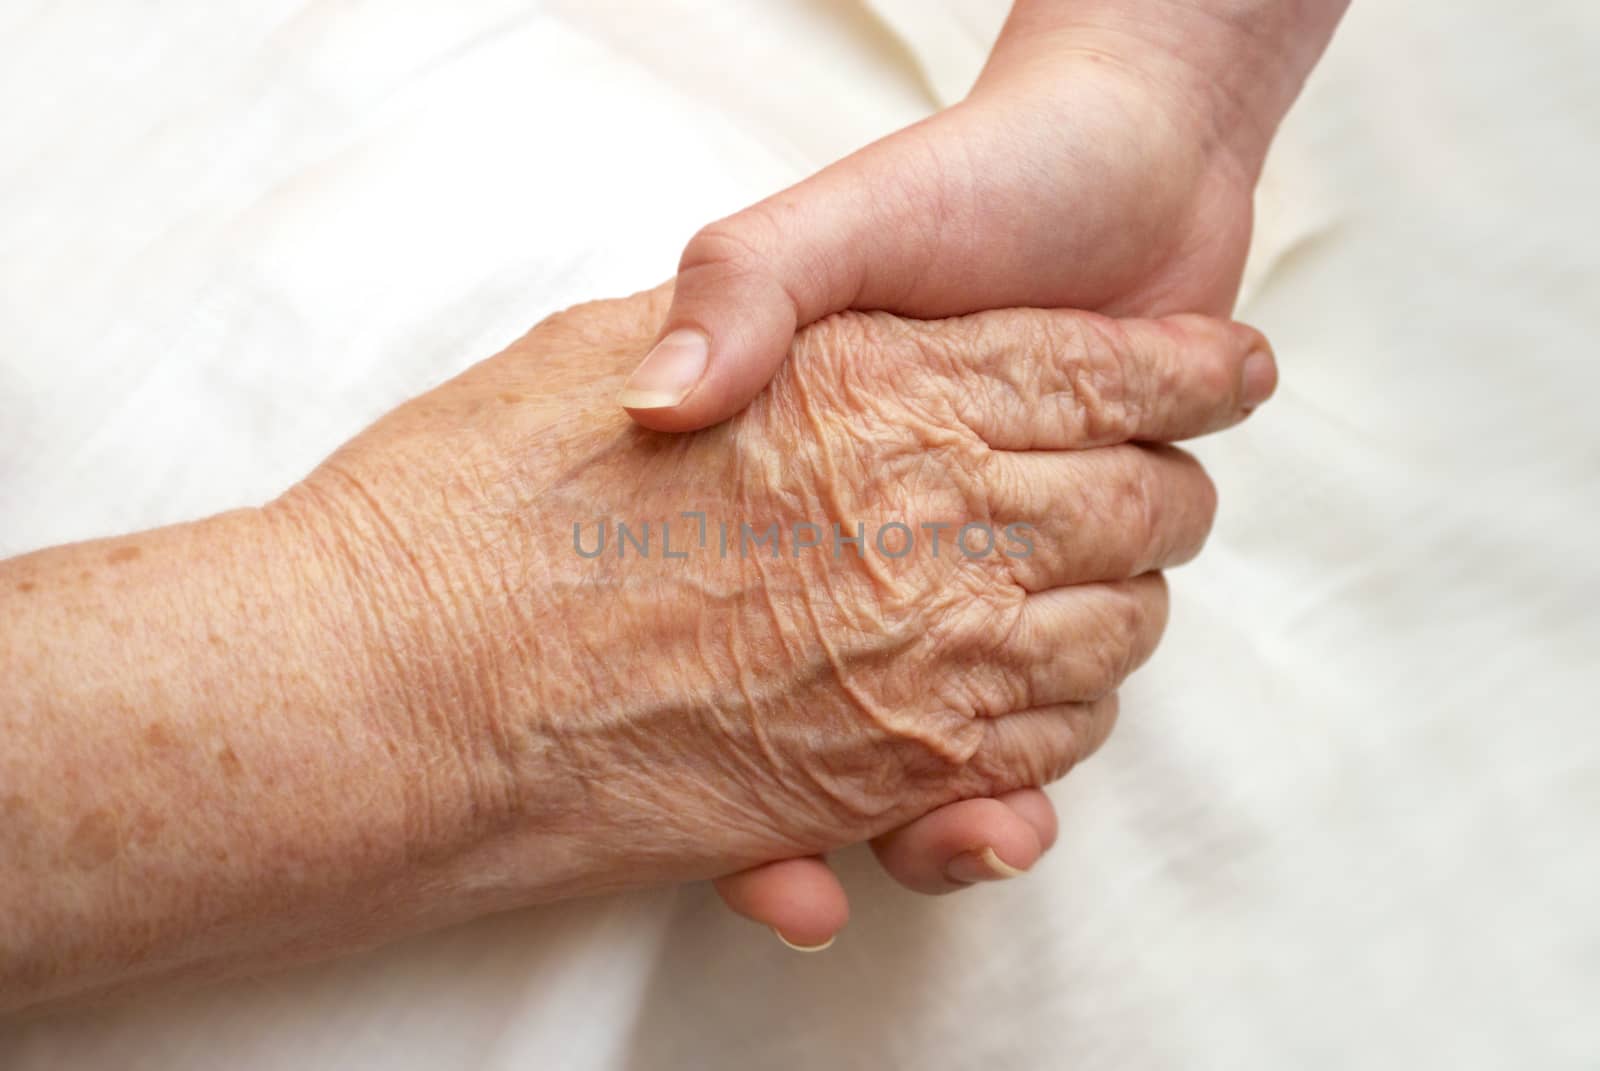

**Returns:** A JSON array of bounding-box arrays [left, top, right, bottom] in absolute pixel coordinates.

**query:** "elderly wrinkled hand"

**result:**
[[0, 286, 1272, 1009], [294, 288, 1270, 889]]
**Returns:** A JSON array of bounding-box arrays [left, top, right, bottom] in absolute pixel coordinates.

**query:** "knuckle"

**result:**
[[1132, 459, 1165, 553], [930, 658, 1018, 722], [793, 308, 871, 366], [916, 717, 995, 794], [1111, 449, 1164, 571], [1075, 693, 1121, 762], [1056, 313, 1140, 441], [906, 316, 987, 390], [1083, 644, 1126, 701], [1022, 727, 1076, 787], [679, 211, 778, 277], [964, 726, 1049, 797], [1089, 586, 1147, 692], [1042, 718, 1089, 783], [958, 746, 1014, 799], [977, 449, 1020, 514], [786, 310, 910, 422], [970, 710, 1092, 795]]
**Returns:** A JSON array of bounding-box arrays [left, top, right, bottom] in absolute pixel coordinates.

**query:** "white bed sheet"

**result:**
[[2, 2, 1596, 1067]]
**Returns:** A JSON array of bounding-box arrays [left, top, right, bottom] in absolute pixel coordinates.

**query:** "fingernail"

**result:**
[[618, 328, 709, 410], [1241, 348, 1277, 409], [943, 846, 1028, 886], [772, 929, 835, 953]]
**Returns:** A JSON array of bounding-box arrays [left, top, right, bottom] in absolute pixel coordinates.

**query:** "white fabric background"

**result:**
[[2, 2, 1596, 1067]]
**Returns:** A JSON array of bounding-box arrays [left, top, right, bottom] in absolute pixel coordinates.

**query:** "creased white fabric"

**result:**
[[2, 2, 1596, 1067]]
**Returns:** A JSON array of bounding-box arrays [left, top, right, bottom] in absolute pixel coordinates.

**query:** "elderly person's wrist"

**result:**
[[0, 506, 496, 1011], [260, 479, 561, 896], [267, 428, 643, 909]]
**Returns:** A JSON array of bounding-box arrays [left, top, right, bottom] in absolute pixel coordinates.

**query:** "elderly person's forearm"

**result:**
[[0, 507, 521, 1009]]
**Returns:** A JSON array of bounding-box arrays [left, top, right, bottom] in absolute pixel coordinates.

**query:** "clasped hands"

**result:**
[[0, 230, 1271, 1011], [608, 7, 1303, 944], [282, 288, 1273, 948], [2, 0, 1342, 1008]]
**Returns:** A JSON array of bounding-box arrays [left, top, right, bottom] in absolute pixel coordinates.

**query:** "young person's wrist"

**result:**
[[982, 0, 1348, 177]]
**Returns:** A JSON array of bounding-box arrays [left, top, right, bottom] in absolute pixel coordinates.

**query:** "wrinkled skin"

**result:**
[[630, 51, 1265, 938], [622, 0, 1344, 944], [274, 286, 1269, 898], [629, 60, 1260, 434]]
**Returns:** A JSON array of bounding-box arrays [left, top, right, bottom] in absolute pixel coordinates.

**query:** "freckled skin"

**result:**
[[66, 810, 120, 870], [0, 284, 1258, 1010], [130, 809, 167, 847], [289, 285, 1245, 884], [143, 722, 178, 749]]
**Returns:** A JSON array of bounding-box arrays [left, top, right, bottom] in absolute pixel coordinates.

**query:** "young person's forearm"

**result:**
[[983, 0, 1351, 173]]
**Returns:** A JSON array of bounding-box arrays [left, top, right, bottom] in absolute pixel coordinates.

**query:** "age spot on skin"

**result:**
[[108, 546, 142, 565], [16, 580, 36, 593], [132, 809, 166, 846], [217, 745, 243, 777], [66, 809, 120, 869], [143, 721, 178, 750], [499, 392, 524, 405]]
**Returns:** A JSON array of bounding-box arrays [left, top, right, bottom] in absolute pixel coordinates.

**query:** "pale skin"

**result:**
[[626, 0, 1351, 940], [3, 0, 1341, 1003], [0, 287, 1274, 1012]]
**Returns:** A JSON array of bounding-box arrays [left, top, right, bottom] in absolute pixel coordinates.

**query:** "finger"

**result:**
[[618, 108, 1058, 433], [869, 790, 1058, 895], [984, 443, 1217, 591], [713, 856, 849, 952], [969, 575, 1169, 710], [970, 694, 1122, 796], [999, 787, 1060, 853], [936, 309, 1276, 450], [618, 173, 879, 431]]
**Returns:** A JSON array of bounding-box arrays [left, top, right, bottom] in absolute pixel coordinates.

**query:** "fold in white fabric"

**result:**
[[2, 2, 1595, 1067]]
